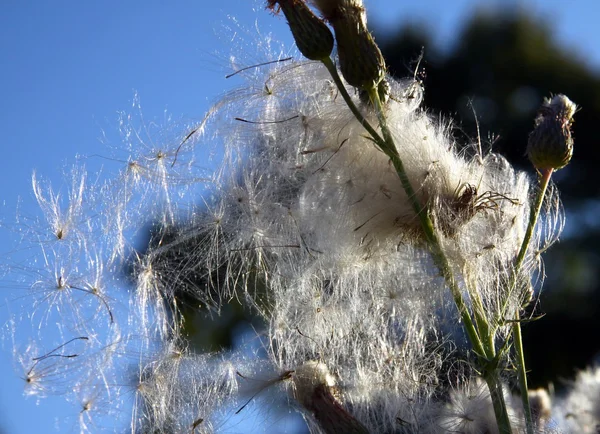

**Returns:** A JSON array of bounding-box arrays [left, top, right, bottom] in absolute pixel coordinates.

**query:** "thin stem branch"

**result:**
[[509, 168, 553, 434], [483, 370, 513, 434], [320, 58, 384, 147], [468, 283, 494, 356], [515, 169, 553, 271], [513, 313, 533, 434]]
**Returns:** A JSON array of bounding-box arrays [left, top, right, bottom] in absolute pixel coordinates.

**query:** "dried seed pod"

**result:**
[[312, 0, 386, 89], [268, 0, 334, 61]]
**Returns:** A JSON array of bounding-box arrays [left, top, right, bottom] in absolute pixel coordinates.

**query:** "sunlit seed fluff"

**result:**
[[436, 378, 500, 434], [12, 7, 572, 431], [198, 52, 547, 432], [110, 52, 545, 432], [528, 388, 552, 430], [552, 366, 600, 432]]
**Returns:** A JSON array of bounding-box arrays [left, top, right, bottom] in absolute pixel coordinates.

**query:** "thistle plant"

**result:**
[[5, 1, 598, 433]]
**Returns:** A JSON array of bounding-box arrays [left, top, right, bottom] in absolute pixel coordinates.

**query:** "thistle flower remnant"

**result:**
[[7, 2, 595, 434], [527, 94, 576, 171]]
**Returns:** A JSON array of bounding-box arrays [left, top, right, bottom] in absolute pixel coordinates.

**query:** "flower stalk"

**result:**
[[365, 72, 513, 434], [510, 93, 576, 433], [515, 168, 553, 272], [510, 167, 553, 434]]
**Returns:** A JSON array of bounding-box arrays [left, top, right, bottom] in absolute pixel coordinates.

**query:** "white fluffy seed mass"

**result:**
[[13, 29, 570, 432], [151, 58, 549, 431]]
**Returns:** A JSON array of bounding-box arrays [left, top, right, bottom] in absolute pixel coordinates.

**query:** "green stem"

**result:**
[[321, 58, 511, 430], [510, 168, 553, 434], [513, 313, 534, 434], [366, 84, 486, 358], [320, 58, 384, 147], [499, 169, 553, 320], [515, 169, 553, 271], [469, 285, 494, 354], [483, 370, 514, 434]]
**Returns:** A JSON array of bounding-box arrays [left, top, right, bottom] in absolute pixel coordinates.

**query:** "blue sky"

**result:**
[[0, 1, 598, 432]]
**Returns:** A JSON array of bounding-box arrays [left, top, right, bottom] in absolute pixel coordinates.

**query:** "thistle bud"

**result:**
[[312, 0, 386, 89], [267, 0, 334, 61], [527, 94, 576, 171]]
